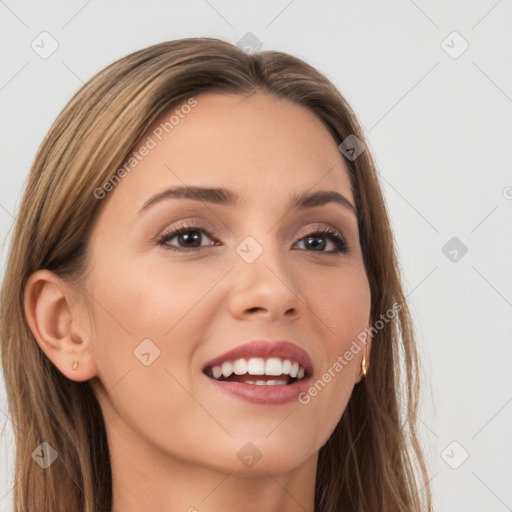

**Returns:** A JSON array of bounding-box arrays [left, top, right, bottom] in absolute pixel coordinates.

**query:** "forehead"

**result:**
[[103, 91, 353, 217]]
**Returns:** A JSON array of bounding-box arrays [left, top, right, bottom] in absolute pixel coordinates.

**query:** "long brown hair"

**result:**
[[0, 37, 432, 511]]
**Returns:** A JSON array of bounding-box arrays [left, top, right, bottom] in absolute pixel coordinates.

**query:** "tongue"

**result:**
[[222, 374, 290, 385]]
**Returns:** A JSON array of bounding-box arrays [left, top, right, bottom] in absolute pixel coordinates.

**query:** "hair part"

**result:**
[[0, 37, 431, 512]]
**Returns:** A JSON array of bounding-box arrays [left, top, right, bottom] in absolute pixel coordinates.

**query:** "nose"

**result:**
[[227, 241, 304, 322]]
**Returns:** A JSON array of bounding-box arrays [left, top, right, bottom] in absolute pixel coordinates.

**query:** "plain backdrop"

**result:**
[[1, 1, 511, 511]]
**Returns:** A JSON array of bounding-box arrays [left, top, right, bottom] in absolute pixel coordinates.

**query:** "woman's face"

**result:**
[[83, 91, 371, 476]]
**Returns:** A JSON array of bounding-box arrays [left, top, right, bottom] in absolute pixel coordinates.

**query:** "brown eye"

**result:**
[[158, 226, 217, 251]]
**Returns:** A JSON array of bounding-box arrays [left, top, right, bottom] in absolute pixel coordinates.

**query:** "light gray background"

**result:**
[[1, 1, 511, 511]]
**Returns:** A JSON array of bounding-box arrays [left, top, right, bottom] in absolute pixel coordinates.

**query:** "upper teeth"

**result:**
[[211, 357, 306, 380]]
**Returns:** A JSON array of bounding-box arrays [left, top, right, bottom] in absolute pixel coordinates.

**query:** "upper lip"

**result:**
[[202, 340, 314, 375]]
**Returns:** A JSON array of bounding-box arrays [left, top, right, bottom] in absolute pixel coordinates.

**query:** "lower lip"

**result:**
[[205, 374, 312, 405]]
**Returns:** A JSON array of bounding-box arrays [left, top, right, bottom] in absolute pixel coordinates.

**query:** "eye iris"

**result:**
[[306, 235, 326, 251], [179, 230, 201, 247]]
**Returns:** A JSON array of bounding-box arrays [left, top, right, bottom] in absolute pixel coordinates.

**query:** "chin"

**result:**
[[209, 437, 317, 477]]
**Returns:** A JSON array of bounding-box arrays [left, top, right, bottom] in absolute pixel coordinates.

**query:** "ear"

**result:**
[[353, 329, 372, 385], [24, 269, 98, 382]]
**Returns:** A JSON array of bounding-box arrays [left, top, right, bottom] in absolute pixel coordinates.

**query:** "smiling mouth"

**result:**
[[203, 356, 308, 386]]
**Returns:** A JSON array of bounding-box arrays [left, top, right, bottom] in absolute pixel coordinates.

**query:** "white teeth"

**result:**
[[266, 380, 287, 386], [233, 358, 248, 375], [212, 357, 306, 380], [212, 365, 223, 379], [251, 380, 287, 386], [265, 357, 283, 376], [221, 361, 233, 378], [247, 357, 265, 375]]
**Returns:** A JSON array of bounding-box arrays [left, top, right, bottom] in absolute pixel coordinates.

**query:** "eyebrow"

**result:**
[[137, 186, 357, 216]]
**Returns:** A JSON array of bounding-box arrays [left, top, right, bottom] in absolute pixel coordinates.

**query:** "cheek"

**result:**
[[86, 254, 218, 342], [297, 264, 370, 429], [85, 262, 217, 456], [85, 254, 224, 401], [313, 262, 371, 350]]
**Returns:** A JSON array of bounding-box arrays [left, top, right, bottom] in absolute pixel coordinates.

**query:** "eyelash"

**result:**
[[157, 224, 349, 255]]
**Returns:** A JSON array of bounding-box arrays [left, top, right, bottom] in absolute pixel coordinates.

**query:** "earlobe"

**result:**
[[23, 269, 98, 382]]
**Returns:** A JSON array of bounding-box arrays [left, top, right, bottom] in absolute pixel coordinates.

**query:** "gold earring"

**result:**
[[361, 353, 367, 377], [72, 360, 79, 370]]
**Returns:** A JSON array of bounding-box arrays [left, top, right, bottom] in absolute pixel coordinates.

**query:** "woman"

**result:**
[[0, 37, 432, 511]]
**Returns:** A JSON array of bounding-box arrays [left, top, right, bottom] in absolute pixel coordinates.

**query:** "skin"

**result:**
[[25, 92, 372, 511]]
